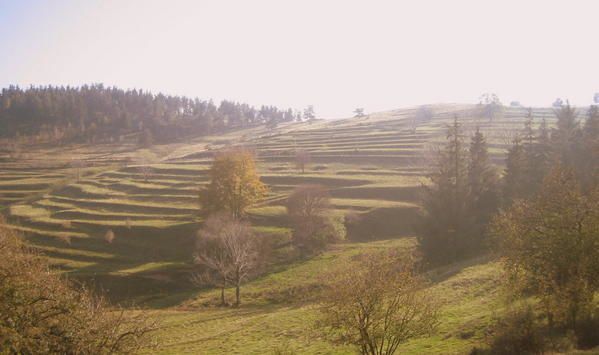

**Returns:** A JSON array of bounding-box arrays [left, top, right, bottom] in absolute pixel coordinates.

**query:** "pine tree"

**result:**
[[418, 116, 474, 264], [503, 137, 529, 202], [468, 127, 499, 239]]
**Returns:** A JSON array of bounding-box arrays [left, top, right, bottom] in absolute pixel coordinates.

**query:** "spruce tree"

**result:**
[[503, 137, 529, 202], [418, 116, 473, 264], [467, 127, 499, 241]]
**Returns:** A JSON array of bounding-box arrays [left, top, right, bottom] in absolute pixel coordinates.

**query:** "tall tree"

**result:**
[[467, 127, 499, 237], [503, 137, 529, 202], [418, 116, 473, 264], [199, 149, 267, 218]]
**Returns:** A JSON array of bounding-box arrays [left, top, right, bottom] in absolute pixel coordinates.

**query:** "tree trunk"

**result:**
[[220, 278, 226, 306]]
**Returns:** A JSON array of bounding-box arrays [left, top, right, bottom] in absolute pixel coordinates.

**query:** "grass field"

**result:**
[[2, 104, 585, 353]]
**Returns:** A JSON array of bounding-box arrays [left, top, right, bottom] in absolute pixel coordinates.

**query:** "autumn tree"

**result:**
[[295, 149, 311, 174], [193, 213, 259, 306], [0, 217, 155, 353], [287, 185, 345, 254], [199, 149, 267, 218], [491, 166, 599, 328], [320, 251, 438, 355]]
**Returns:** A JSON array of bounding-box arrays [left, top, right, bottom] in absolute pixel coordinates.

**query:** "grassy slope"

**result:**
[[145, 240, 503, 354]]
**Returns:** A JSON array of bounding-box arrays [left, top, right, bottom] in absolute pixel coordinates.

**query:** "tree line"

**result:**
[[0, 84, 300, 145]]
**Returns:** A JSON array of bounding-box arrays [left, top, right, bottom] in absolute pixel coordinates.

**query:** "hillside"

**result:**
[[0, 103, 581, 353]]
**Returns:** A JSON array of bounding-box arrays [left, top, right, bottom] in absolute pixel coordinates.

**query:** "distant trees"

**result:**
[[478, 93, 504, 121], [199, 149, 267, 218], [194, 213, 259, 306], [409, 105, 434, 133], [552, 97, 564, 108], [353, 108, 365, 118], [294, 149, 311, 174], [303, 105, 316, 121], [492, 166, 599, 328], [0, 85, 294, 145], [287, 185, 345, 254], [418, 117, 499, 265], [320, 251, 438, 355], [0, 217, 155, 353], [594, 93, 599, 104]]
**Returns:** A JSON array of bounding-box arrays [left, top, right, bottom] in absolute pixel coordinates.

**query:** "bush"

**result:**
[[488, 306, 545, 355], [575, 308, 599, 349]]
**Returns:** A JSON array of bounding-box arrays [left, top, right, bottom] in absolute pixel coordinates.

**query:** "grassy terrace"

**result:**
[[1, 105, 560, 283]]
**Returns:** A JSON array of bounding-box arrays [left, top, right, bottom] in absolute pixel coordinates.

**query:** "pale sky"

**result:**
[[1, 0, 597, 118]]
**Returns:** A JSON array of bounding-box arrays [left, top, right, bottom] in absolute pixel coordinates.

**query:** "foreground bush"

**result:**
[[487, 306, 545, 355], [320, 251, 438, 355], [0, 217, 155, 354]]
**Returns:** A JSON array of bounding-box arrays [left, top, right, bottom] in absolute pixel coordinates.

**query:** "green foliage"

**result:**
[[418, 118, 498, 265], [0, 85, 295, 144], [200, 149, 267, 218]]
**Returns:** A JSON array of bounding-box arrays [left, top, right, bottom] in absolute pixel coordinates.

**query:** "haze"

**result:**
[[1, 0, 597, 117]]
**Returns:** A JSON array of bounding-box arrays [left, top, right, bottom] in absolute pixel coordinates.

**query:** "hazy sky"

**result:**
[[1, 0, 597, 118]]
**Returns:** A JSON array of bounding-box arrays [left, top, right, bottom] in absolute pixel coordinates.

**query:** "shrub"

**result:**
[[575, 307, 599, 349], [488, 306, 545, 355]]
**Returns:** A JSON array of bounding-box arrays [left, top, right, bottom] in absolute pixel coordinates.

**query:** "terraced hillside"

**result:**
[[1, 104, 566, 300], [4, 103, 589, 353]]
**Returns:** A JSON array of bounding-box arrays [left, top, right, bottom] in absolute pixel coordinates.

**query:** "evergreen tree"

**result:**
[[418, 116, 474, 264], [467, 127, 499, 237], [503, 137, 529, 202]]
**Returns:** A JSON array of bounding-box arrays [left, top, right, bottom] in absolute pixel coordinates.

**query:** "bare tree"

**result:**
[[136, 150, 158, 182], [193, 213, 259, 306], [353, 108, 366, 118], [320, 251, 438, 355], [295, 149, 311, 174]]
